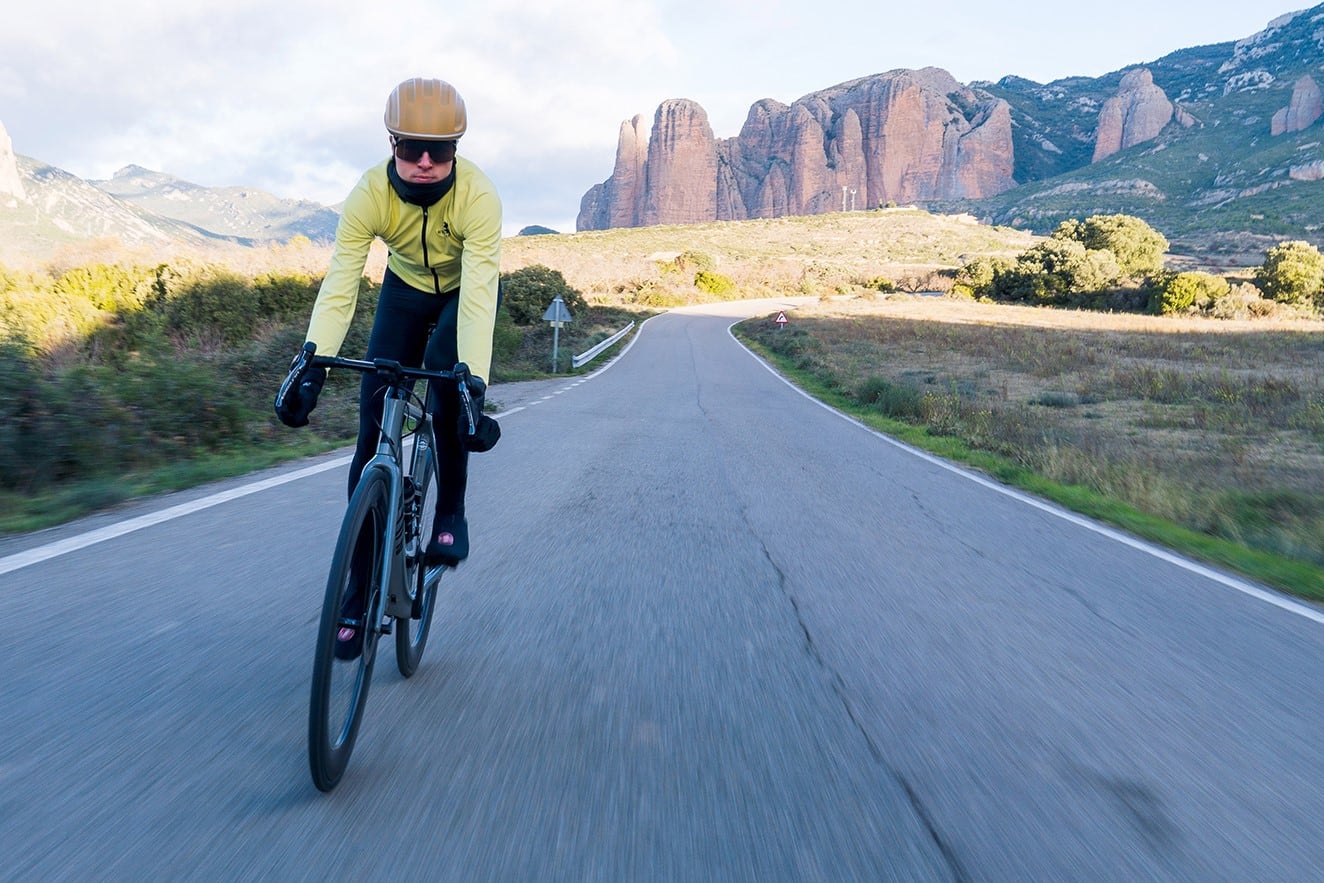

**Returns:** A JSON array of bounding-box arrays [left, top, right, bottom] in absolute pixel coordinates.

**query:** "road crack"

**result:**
[[755, 537, 969, 883]]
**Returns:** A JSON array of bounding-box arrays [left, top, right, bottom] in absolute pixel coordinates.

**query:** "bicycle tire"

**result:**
[[308, 466, 390, 792], [396, 425, 441, 677]]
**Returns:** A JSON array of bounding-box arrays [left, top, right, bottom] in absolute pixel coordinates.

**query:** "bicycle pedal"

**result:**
[[380, 620, 393, 635]]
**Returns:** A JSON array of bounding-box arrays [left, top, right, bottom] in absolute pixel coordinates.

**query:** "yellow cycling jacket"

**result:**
[[305, 156, 502, 381]]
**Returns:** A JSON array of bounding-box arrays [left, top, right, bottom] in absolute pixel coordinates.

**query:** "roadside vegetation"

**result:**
[[3, 207, 1321, 603], [733, 214, 1324, 599], [0, 246, 641, 531]]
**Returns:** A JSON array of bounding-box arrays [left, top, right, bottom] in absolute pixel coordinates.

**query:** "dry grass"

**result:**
[[745, 295, 1324, 571], [504, 209, 1037, 304]]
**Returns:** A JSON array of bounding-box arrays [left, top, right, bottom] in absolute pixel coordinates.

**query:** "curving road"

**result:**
[[2, 298, 1322, 881]]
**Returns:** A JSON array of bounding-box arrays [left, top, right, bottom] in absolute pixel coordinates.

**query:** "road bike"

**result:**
[[286, 342, 480, 792]]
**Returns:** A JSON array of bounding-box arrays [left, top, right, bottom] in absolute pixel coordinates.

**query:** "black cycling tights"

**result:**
[[348, 268, 470, 521]]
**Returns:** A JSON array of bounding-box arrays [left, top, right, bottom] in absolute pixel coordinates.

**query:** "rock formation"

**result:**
[[1092, 69, 1175, 162], [1271, 76, 1322, 136], [577, 67, 1015, 231], [641, 100, 718, 226], [0, 119, 27, 206]]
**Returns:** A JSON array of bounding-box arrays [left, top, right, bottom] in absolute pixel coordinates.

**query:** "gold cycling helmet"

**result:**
[[384, 78, 466, 140]]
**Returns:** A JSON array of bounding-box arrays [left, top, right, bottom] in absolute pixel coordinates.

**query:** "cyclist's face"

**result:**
[[392, 141, 453, 184]]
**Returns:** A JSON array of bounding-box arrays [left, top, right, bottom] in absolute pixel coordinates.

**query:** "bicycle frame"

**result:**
[[308, 351, 471, 624], [362, 385, 431, 621]]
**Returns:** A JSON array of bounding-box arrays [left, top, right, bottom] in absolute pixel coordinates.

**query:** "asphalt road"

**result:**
[[2, 298, 1322, 881]]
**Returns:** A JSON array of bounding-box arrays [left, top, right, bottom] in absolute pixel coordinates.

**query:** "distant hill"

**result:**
[[93, 165, 340, 243], [0, 122, 338, 266], [0, 156, 236, 264]]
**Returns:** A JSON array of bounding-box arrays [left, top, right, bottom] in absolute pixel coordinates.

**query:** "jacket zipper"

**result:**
[[420, 206, 443, 295]]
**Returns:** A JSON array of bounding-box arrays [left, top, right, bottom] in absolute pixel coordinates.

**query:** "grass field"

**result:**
[[735, 294, 1324, 600]]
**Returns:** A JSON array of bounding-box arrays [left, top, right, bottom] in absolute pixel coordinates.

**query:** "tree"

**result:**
[[1254, 240, 1324, 306], [1051, 214, 1168, 277], [990, 239, 1120, 305], [499, 265, 587, 326], [952, 256, 1015, 300]]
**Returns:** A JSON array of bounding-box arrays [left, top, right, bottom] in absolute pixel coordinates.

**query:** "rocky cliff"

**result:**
[[0, 120, 26, 206], [578, 68, 1015, 231], [1091, 69, 1175, 162], [1271, 75, 1323, 135]]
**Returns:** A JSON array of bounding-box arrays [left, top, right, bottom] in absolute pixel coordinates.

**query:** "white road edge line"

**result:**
[[0, 314, 660, 576], [728, 320, 1324, 627], [0, 456, 351, 576]]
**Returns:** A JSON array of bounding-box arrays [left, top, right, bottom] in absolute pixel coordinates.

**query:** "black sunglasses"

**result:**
[[392, 138, 457, 164]]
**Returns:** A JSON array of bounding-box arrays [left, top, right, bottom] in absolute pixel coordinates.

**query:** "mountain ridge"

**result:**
[[578, 5, 1324, 258], [0, 136, 338, 266]]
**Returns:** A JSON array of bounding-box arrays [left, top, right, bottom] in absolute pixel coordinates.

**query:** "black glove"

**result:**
[[453, 362, 500, 452], [274, 343, 326, 428], [464, 414, 501, 452]]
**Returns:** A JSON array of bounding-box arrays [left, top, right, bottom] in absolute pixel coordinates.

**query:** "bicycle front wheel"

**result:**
[[309, 466, 390, 792], [396, 426, 441, 677]]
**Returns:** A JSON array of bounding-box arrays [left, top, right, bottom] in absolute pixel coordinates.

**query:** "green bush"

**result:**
[[163, 270, 263, 345], [860, 276, 897, 293], [253, 272, 321, 322], [491, 310, 523, 369], [991, 239, 1121, 305], [1052, 214, 1168, 277], [856, 376, 924, 419], [499, 265, 588, 326], [1254, 240, 1324, 306], [52, 263, 161, 313], [1211, 282, 1274, 320], [629, 281, 689, 308], [675, 250, 715, 273], [951, 256, 1013, 299], [1150, 271, 1231, 315], [694, 269, 736, 297]]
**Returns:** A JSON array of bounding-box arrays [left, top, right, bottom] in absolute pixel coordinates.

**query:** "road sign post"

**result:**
[[774, 310, 788, 329], [542, 295, 574, 373]]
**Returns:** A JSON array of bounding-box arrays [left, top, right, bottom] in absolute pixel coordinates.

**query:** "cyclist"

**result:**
[[276, 76, 502, 578]]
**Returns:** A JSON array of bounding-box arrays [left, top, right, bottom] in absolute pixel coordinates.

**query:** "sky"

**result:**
[[0, 1, 1306, 236]]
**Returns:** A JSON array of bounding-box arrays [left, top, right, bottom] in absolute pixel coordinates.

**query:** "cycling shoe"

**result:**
[[425, 514, 469, 566]]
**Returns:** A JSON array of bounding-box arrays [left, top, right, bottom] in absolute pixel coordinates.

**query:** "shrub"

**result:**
[[675, 250, 715, 273], [1254, 240, 1324, 306], [253, 272, 321, 322], [163, 269, 263, 346], [1150, 271, 1231, 316], [500, 265, 587, 326], [0, 287, 104, 350], [991, 239, 1121, 305], [694, 269, 736, 297], [1052, 214, 1168, 277], [858, 276, 896, 293], [52, 264, 160, 313], [856, 376, 924, 419], [952, 256, 1013, 299], [491, 310, 523, 368], [1211, 282, 1276, 320]]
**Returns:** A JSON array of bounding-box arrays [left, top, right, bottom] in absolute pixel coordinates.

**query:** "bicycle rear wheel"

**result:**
[[396, 423, 442, 677], [309, 466, 390, 792]]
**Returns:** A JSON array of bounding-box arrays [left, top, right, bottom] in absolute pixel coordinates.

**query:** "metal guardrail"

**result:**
[[572, 322, 635, 368]]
